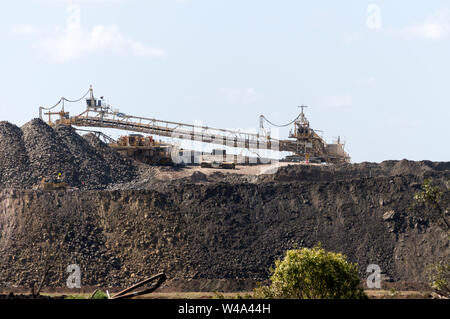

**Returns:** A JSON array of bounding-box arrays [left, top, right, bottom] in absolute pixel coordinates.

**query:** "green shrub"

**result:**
[[413, 178, 449, 230], [253, 245, 367, 299], [64, 290, 109, 300], [91, 290, 109, 299], [428, 262, 450, 298]]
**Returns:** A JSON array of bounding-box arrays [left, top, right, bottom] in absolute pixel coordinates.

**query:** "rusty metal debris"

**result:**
[[108, 273, 167, 299]]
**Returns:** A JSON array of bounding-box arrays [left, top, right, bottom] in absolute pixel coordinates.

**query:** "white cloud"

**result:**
[[33, 25, 166, 63], [219, 88, 258, 104], [318, 93, 353, 108], [11, 4, 165, 63], [392, 9, 450, 40]]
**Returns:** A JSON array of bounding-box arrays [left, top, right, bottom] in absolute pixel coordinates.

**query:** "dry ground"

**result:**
[[150, 162, 312, 181], [35, 290, 435, 299]]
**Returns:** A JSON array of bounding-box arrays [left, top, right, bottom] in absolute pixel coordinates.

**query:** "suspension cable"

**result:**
[[40, 99, 62, 111], [62, 88, 91, 103], [260, 113, 300, 127], [40, 88, 91, 111]]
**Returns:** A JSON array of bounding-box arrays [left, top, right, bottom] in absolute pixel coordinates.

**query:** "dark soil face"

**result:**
[[0, 168, 448, 291]]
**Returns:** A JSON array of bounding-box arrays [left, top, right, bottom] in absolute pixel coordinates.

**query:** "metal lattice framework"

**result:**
[[39, 86, 350, 163]]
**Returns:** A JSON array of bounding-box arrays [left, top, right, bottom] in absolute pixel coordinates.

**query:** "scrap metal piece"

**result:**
[[109, 273, 167, 299]]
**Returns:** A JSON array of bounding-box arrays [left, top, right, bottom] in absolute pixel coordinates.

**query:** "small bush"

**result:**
[[64, 290, 109, 300], [91, 290, 109, 299], [428, 262, 450, 298], [253, 245, 367, 299]]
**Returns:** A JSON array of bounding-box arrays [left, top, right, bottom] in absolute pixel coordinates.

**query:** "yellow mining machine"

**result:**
[[39, 173, 69, 190], [110, 134, 173, 165]]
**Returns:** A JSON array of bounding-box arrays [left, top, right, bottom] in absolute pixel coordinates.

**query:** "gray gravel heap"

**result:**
[[22, 118, 78, 186], [0, 122, 32, 187], [0, 118, 137, 189], [83, 132, 137, 186], [54, 125, 111, 188]]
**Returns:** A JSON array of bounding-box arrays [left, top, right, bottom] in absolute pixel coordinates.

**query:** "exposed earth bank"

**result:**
[[0, 119, 448, 291], [0, 160, 448, 291]]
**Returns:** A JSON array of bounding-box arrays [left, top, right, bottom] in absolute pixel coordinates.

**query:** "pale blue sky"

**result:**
[[0, 0, 449, 162]]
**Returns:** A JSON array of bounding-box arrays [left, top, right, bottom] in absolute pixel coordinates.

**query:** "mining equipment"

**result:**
[[110, 134, 173, 165], [39, 178, 69, 190], [260, 105, 350, 164], [39, 86, 350, 164], [200, 161, 235, 169], [200, 149, 236, 169]]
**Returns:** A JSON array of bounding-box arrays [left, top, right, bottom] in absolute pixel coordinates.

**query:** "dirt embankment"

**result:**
[[0, 166, 448, 291], [0, 118, 448, 291]]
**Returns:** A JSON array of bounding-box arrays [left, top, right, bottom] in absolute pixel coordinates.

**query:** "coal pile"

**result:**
[[108, 163, 161, 190], [22, 118, 79, 186], [0, 122, 32, 187], [83, 133, 137, 186], [55, 125, 111, 187], [0, 118, 137, 189], [258, 159, 450, 183]]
